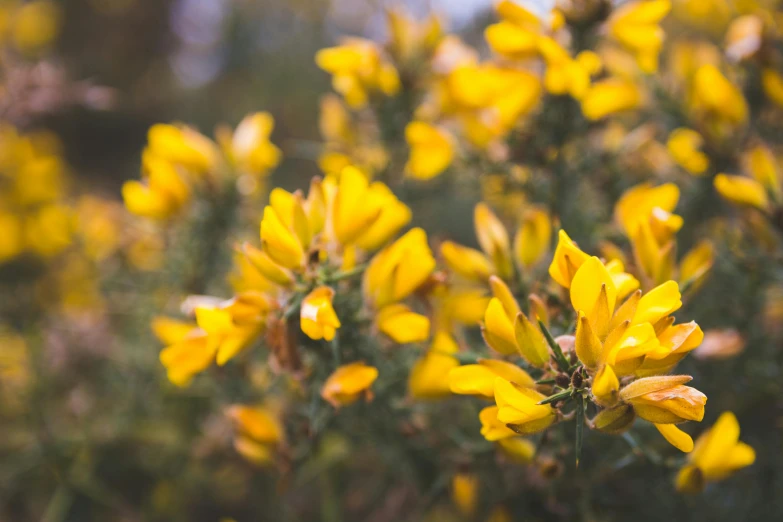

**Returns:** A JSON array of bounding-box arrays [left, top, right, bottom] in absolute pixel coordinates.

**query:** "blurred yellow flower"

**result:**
[[224, 112, 281, 178], [363, 227, 435, 308], [404, 121, 453, 180], [608, 0, 671, 73], [667, 128, 709, 175], [581, 79, 642, 121], [321, 361, 379, 407], [376, 303, 430, 344], [408, 332, 459, 399], [315, 38, 400, 108], [676, 411, 755, 492], [449, 358, 535, 399], [300, 286, 341, 342], [228, 405, 283, 466], [494, 377, 556, 434], [714, 173, 770, 212]]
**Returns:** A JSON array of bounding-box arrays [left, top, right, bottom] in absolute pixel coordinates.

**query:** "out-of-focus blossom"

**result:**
[[228, 405, 283, 465], [315, 38, 400, 108], [321, 361, 378, 407], [667, 128, 709, 175], [300, 286, 341, 342], [676, 412, 755, 492], [404, 122, 454, 180], [608, 0, 671, 73]]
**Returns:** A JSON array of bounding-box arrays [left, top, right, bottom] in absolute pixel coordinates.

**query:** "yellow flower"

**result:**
[[146, 124, 219, 174], [315, 38, 399, 108], [513, 206, 551, 269], [481, 277, 549, 366], [479, 405, 518, 441], [619, 375, 706, 424], [762, 68, 783, 109], [537, 36, 593, 100], [475, 203, 513, 280], [497, 437, 536, 464], [678, 240, 714, 291], [746, 144, 781, 199], [714, 173, 770, 212], [386, 8, 441, 63], [485, 20, 539, 60], [238, 242, 295, 288], [195, 298, 268, 366], [329, 166, 411, 249], [449, 358, 535, 399], [228, 405, 283, 465], [363, 228, 436, 308], [404, 122, 453, 180], [226, 112, 281, 178], [9, 0, 60, 55], [636, 321, 704, 376], [158, 328, 215, 387], [260, 203, 307, 269], [321, 361, 379, 407], [0, 213, 24, 263], [581, 79, 642, 121], [667, 128, 709, 175], [300, 286, 341, 342], [408, 332, 459, 399], [691, 65, 748, 127], [376, 303, 430, 344], [122, 156, 190, 220], [549, 229, 590, 288], [608, 0, 670, 73], [451, 473, 479, 517], [440, 241, 494, 284], [494, 377, 556, 434], [676, 412, 755, 493]]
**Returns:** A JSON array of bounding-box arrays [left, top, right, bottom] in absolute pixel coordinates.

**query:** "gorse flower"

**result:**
[[228, 404, 283, 466], [607, 0, 671, 73], [321, 362, 379, 407], [315, 38, 400, 108], [300, 286, 341, 342], [676, 411, 756, 493]]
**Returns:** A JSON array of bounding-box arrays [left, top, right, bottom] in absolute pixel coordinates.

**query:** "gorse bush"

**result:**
[[2, 1, 783, 521]]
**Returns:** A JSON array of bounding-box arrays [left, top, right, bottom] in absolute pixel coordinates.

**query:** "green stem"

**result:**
[[538, 319, 570, 371], [538, 387, 573, 405]]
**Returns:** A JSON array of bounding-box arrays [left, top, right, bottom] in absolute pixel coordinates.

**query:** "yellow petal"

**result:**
[[408, 351, 459, 399], [592, 365, 620, 406], [479, 405, 518, 441], [483, 297, 517, 355], [575, 311, 602, 368], [376, 304, 430, 344], [513, 313, 549, 367], [581, 79, 641, 121], [404, 121, 453, 180], [514, 206, 551, 269], [475, 203, 512, 280], [619, 375, 692, 400], [570, 257, 618, 323], [655, 423, 694, 453], [633, 280, 681, 325], [441, 241, 494, 283], [714, 173, 770, 212], [548, 230, 590, 288]]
